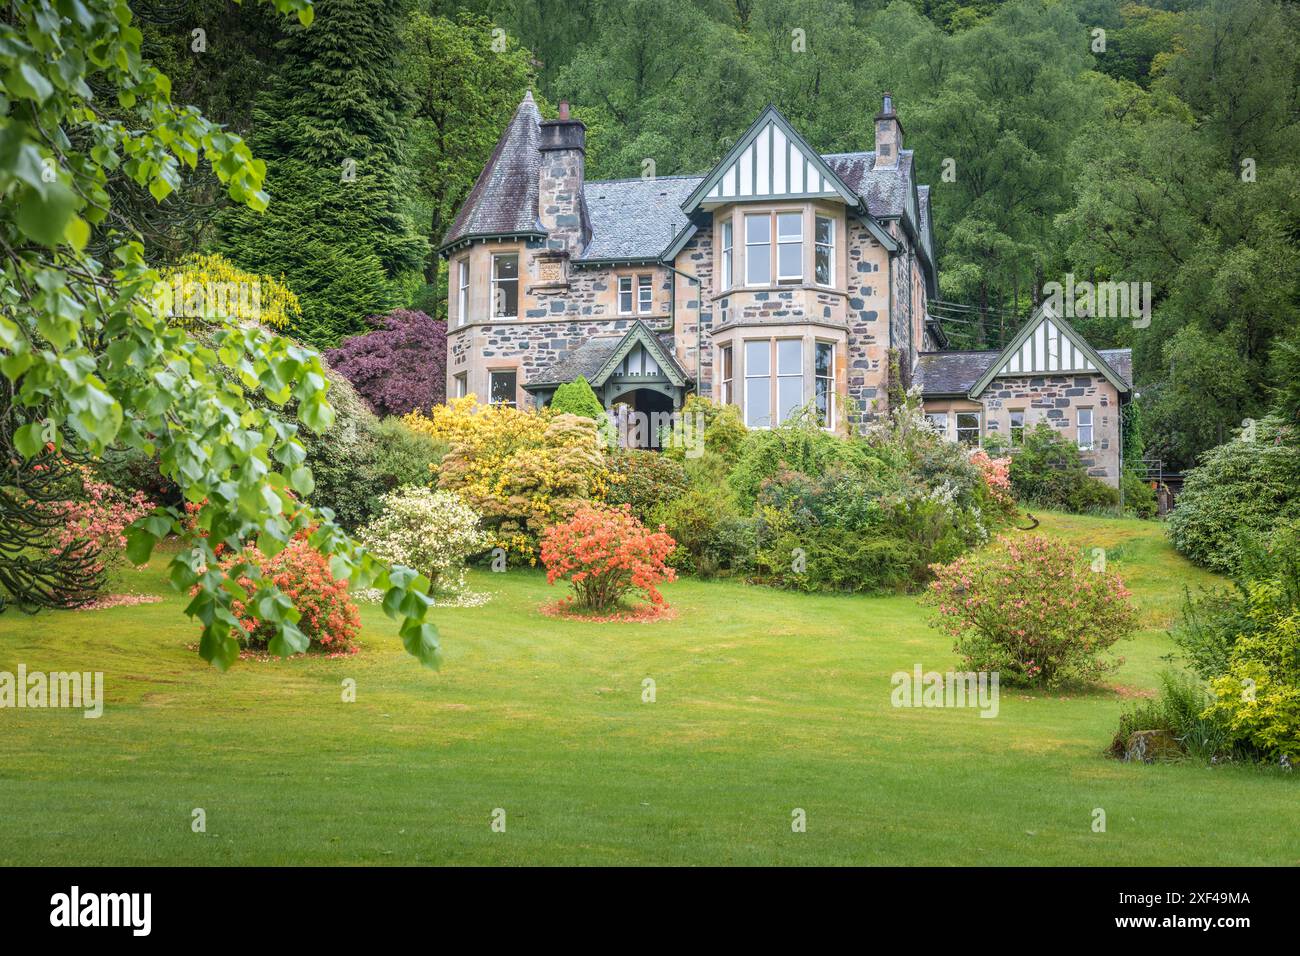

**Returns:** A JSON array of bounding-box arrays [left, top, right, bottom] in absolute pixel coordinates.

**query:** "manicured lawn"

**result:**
[[0, 512, 1294, 865]]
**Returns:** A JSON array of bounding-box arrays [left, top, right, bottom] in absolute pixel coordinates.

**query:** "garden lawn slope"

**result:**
[[0, 512, 1294, 865]]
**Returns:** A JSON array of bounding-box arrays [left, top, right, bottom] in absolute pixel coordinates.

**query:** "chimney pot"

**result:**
[[558, 100, 570, 121]]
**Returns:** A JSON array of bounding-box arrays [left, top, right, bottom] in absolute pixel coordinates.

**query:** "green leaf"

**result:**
[[7, 61, 53, 104], [288, 465, 314, 496], [14, 423, 43, 458], [16, 182, 78, 248], [124, 525, 156, 566], [297, 4, 314, 27], [64, 215, 90, 251], [399, 620, 441, 669]]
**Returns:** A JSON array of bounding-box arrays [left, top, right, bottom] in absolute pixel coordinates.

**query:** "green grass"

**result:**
[[0, 512, 1294, 866]]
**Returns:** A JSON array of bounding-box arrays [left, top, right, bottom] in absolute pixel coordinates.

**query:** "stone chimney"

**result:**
[[538, 99, 587, 255], [874, 92, 904, 169]]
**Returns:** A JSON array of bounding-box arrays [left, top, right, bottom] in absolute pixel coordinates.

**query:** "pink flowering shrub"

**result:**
[[211, 536, 361, 655], [540, 504, 677, 612], [927, 534, 1138, 687], [47, 456, 155, 571], [969, 448, 1014, 511]]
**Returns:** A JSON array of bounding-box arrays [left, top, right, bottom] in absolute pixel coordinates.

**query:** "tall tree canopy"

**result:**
[[217, 0, 429, 348]]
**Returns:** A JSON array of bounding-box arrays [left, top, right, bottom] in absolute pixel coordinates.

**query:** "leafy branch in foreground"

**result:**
[[0, 0, 441, 669]]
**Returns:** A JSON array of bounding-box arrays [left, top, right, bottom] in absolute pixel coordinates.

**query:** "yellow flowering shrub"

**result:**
[[403, 397, 610, 560], [155, 253, 302, 330]]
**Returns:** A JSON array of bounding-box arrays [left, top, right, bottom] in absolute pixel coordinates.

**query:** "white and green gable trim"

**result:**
[[968, 304, 1130, 398], [682, 106, 859, 213]]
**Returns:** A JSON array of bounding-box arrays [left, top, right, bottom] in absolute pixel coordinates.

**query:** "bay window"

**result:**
[[745, 214, 771, 286], [815, 216, 834, 286], [743, 340, 771, 427], [720, 220, 733, 291], [719, 345, 734, 406], [457, 259, 470, 326], [491, 253, 518, 319], [776, 212, 803, 283], [815, 342, 834, 427], [489, 369, 517, 407], [776, 339, 803, 423]]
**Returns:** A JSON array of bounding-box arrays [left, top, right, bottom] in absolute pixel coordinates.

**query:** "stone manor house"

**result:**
[[440, 92, 1132, 485]]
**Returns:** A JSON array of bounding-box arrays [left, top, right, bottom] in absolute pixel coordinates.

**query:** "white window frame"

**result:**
[[814, 341, 834, 428], [453, 372, 468, 399], [955, 410, 981, 446], [456, 258, 470, 327], [720, 220, 733, 292], [617, 276, 634, 315], [491, 253, 518, 320], [743, 339, 772, 428], [925, 412, 948, 438], [1009, 409, 1026, 446], [776, 212, 803, 284], [1077, 408, 1094, 450], [488, 369, 517, 408], [637, 274, 653, 314], [814, 215, 834, 287], [719, 344, 734, 406], [775, 338, 803, 425], [745, 214, 771, 287]]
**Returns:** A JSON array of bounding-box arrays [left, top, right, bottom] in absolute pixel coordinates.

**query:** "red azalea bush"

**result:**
[[927, 534, 1137, 687], [215, 537, 361, 655], [540, 503, 677, 613]]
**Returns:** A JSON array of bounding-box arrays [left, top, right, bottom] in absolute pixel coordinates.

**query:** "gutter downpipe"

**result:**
[[659, 260, 703, 396]]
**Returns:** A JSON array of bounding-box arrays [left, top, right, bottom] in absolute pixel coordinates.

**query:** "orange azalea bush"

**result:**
[[927, 534, 1137, 687], [540, 504, 677, 612], [211, 536, 361, 656]]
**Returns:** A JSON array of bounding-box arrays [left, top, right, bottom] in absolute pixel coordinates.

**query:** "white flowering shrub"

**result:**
[[358, 488, 489, 604]]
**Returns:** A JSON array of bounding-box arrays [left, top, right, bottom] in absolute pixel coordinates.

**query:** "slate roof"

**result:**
[[915, 350, 1003, 396], [822, 150, 916, 221], [440, 92, 546, 249], [525, 327, 689, 389], [579, 175, 702, 261], [444, 94, 937, 266], [916, 347, 1134, 397]]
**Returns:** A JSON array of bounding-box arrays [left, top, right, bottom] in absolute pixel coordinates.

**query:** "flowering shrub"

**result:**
[[50, 460, 155, 560], [928, 534, 1138, 687], [969, 448, 1014, 512], [404, 398, 610, 559], [541, 504, 677, 612], [358, 487, 488, 602], [213, 537, 361, 656], [156, 253, 301, 329], [325, 309, 447, 417]]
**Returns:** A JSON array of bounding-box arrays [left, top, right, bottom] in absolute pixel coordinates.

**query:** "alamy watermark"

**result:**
[[891, 664, 1000, 718], [0, 664, 103, 718], [598, 409, 705, 458], [150, 274, 262, 324], [1042, 274, 1151, 328]]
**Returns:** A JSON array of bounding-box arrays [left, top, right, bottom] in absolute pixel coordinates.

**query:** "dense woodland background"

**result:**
[[129, 0, 1300, 472]]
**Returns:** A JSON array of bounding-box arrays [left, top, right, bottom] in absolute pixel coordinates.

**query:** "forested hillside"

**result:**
[[135, 0, 1300, 471]]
